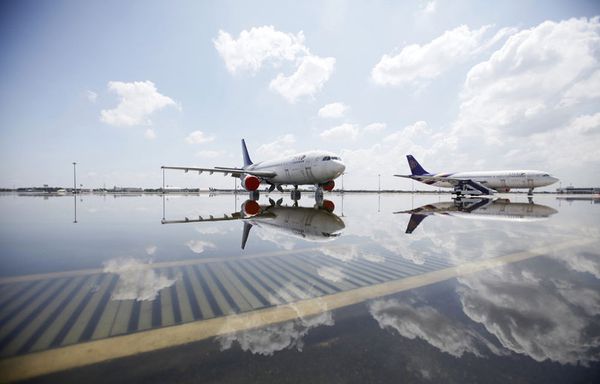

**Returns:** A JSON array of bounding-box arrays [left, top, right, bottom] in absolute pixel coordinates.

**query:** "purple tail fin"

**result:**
[[406, 155, 429, 176]]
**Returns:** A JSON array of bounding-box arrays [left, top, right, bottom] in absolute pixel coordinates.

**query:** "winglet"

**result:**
[[241, 139, 253, 167], [406, 155, 429, 176], [241, 222, 253, 249], [406, 214, 427, 234]]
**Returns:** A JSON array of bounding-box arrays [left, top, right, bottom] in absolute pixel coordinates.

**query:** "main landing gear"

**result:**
[[291, 185, 301, 201]]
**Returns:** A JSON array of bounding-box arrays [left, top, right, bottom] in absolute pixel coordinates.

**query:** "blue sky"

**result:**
[[1, 0, 599, 189]]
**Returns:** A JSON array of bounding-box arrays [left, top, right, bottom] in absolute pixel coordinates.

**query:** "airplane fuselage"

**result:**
[[247, 205, 345, 242], [417, 170, 558, 191], [246, 151, 345, 185]]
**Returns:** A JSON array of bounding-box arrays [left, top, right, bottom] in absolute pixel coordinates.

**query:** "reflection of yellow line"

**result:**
[[0, 244, 361, 284], [0, 238, 593, 382]]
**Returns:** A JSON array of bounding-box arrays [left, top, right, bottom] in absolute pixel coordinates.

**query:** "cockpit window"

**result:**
[[543, 174, 549, 177], [322, 156, 341, 161], [322, 156, 331, 161]]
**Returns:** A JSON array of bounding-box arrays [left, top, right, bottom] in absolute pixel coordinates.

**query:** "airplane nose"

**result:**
[[337, 161, 346, 175]]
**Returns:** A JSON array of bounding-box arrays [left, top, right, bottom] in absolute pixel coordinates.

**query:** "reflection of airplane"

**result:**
[[396, 198, 558, 233], [162, 139, 345, 200], [394, 155, 558, 196], [161, 199, 345, 249]]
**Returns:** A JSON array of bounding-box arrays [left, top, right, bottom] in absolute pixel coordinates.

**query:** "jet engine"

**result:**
[[322, 199, 335, 212], [322, 180, 335, 191], [242, 200, 261, 216], [242, 175, 260, 191]]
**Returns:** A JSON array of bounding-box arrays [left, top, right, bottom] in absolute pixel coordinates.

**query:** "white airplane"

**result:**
[[162, 139, 346, 199], [161, 198, 345, 249], [396, 198, 558, 233], [394, 155, 559, 196]]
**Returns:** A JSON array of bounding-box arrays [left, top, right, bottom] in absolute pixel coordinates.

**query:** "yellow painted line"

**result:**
[[0, 244, 364, 285], [90, 294, 120, 341], [209, 264, 252, 312], [32, 277, 96, 352], [59, 275, 104, 346], [137, 301, 153, 332], [185, 267, 214, 319], [213, 264, 261, 309], [108, 300, 133, 337], [158, 282, 175, 327], [1, 277, 85, 357], [242, 261, 293, 303], [0, 238, 594, 383], [0, 279, 68, 342], [269, 257, 336, 295], [229, 261, 283, 306], [197, 266, 234, 316], [173, 271, 194, 324]]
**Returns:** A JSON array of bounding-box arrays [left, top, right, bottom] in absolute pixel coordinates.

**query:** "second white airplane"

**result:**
[[162, 139, 346, 198], [395, 155, 558, 196]]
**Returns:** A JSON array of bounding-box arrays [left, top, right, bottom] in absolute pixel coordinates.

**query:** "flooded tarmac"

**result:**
[[0, 192, 599, 383]]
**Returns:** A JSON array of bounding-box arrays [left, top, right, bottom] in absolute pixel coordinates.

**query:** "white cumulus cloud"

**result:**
[[423, 1, 436, 14], [364, 122, 387, 132], [100, 81, 177, 126], [185, 240, 216, 254], [269, 55, 336, 103], [318, 102, 349, 118], [371, 25, 510, 86], [320, 123, 359, 141], [215, 26, 336, 103], [103, 258, 176, 301], [185, 130, 215, 144], [256, 134, 296, 159], [195, 150, 224, 158], [442, 16, 600, 174], [86, 90, 97, 103], [214, 26, 308, 74], [144, 128, 156, 140]]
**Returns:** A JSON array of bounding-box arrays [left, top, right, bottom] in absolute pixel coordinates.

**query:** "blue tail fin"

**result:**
[[406, 155, 429, 176], [241, 139, 253, 167]]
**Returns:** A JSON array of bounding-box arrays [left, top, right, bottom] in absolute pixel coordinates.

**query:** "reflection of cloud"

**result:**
[[557, 252, 600, 279], [103, 258, 176, 301], [195, 226, 229, 235], [370, 297, 504, 358], [185, 240, 216, 254], [218, 285, 333, 355], [317, 266, 347, 282], [457, 255, 600, 365], [254, 227, 296, 250], [319, 244, 385, 263]]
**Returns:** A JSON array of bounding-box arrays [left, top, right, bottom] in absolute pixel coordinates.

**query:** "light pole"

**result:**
[[378, 174, 381, 193], [72, 162, 77, 194]]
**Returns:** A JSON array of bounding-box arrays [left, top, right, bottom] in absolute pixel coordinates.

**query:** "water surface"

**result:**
[[0, 193, 598, 383]]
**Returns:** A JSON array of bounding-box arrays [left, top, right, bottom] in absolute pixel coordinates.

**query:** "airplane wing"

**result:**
[[161, 166, 276, 179], [161, 213, 242, 224], [393, 174, 494, 195]]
